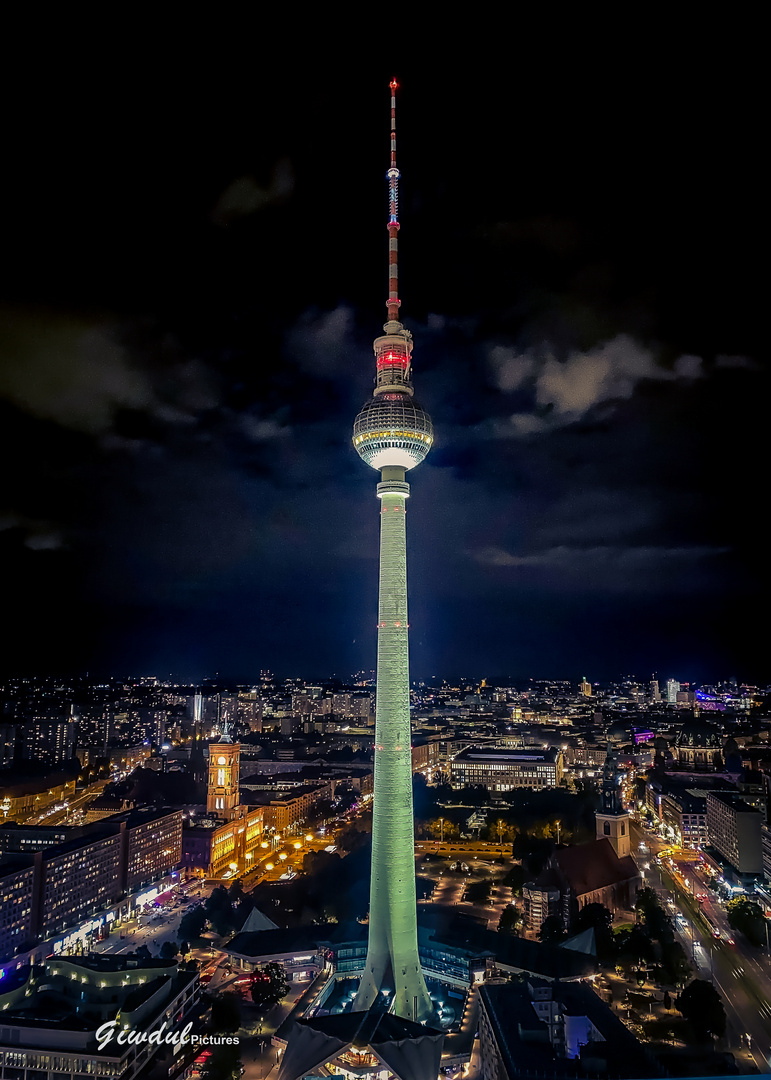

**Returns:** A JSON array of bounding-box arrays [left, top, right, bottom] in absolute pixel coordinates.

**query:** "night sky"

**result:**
[[0, 34, 766, 683]]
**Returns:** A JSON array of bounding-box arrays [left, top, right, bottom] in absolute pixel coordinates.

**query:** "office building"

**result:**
[[0, 808, 182, 961], [0, 955, 199, 1080], [706, 790, 763, 876], [450, 747, 563, 792]]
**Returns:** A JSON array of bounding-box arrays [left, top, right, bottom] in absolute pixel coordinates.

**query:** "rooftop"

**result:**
[[454, 747, 559, 764], [555, 839, 639, 898], [706, 790, 762, 814]]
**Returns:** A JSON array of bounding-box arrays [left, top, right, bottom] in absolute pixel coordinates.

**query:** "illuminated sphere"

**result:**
[[352, 393, 433, 470]]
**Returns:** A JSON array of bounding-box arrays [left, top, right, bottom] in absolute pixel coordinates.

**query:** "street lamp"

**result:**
[[439, 817, 445, 844]]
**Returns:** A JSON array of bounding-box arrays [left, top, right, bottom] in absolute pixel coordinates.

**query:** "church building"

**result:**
[[524, 745, 640, 935]]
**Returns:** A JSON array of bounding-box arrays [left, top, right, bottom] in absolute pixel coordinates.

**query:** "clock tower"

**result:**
[[207, 725, 240, 821], [595, 742, 631, 858]]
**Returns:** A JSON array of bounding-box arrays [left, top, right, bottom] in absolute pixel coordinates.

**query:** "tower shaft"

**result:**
[[353, 471, 434, 1022]]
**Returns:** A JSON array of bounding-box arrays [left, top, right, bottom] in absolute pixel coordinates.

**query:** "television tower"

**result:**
[[352, 80, 435, 1024]]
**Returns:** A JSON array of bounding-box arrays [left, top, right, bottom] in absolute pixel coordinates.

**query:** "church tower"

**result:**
[[207, 723, 240, 821], [595, 743, 630, 858]]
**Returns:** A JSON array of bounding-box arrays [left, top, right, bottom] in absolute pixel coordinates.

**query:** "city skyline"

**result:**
[[1, 48, 765, 683]]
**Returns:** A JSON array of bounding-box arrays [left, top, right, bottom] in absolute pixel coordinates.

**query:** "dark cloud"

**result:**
[[211, 160, 294, 225]]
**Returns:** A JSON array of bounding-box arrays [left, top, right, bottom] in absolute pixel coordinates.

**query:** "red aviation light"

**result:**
[[390, 79, 399, 91], [377, 350, 409, 369]]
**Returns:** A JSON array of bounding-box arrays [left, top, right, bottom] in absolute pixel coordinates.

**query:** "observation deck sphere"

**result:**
[[352, 393, 433, 470]]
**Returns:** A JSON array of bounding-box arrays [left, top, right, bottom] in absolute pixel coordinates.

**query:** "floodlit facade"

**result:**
[[207, 726, 241, 819], [351, 81, 435, 1025], [450, 747, 563, 792], [706, 790, 763, 876]]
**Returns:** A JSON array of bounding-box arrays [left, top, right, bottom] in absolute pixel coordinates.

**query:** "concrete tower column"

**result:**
[[353, 468, 434, 1022]]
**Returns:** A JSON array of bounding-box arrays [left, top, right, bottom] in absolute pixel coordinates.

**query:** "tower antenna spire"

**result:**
[[387, 78, 401, 323]]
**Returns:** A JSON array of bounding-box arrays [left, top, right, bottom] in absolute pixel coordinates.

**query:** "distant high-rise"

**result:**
[[666, 678, 680, 704], [351, 80, 435, 1024], [580, 676, 592, 697], [20, 716, 76, 766]]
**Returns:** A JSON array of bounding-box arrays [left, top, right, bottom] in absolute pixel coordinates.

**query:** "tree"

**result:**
[[179, 940, 190, 957], [503, 864, 526, 896], [498, 905, 523, 935], [677, 978, 726, 1039], [464, 878, 492, 904], [614, 924, 653, 965], [178, 904, 207, 942], [135, 944, 151, 961], [250, 962, 289, 1011], [635, 887, 669, 940], [539, 915, 566, 945], [659, 939, 691, 986], [574, 903, 615, 960], [200, 1043, 242, 1080], [726, 896, 766, 947], [206, 887, 236, 937], [228, 880, 245, 905], [160, 939, 178, 960], [426, 817, 460, 842], [210, 991, 242, 1033]]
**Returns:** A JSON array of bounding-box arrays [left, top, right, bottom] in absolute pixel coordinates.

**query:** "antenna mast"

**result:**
[[386, 78, 401, 323]]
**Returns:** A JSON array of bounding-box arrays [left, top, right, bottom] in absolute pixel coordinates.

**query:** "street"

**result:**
[[632, 819, 771, 1073]]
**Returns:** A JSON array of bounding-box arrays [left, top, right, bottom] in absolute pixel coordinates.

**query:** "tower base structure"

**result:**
[[278, 1008, 444, 1080]]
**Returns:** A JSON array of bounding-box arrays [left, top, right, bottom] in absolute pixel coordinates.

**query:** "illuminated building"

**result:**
[[595, 744, 631, 859], [0, 808, 182, 962], [450, 746, 563, 792], [207, 722, 240, 820], [182, 721, 265, 877], [19, 717, 76, 766], [478, 980, 663, 1078], [0, 955, 199, 1080], [674, 719, 722, 770], [0, 859, 35, 961], [0, 723, 16, 770], [0, 774, 78, 825], [524, 746, 638, 929], [706, 790, 763, 876], [350, 79, 435, 1026]]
